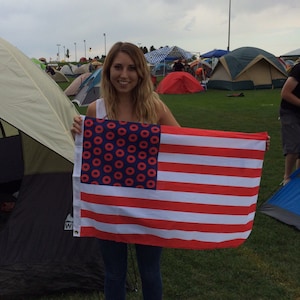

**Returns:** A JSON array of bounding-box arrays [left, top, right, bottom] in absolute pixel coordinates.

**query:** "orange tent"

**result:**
[[156, 72, 204, 94]]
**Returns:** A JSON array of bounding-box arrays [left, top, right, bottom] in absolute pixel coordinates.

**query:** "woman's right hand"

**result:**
[[71, 115, 83, 139]]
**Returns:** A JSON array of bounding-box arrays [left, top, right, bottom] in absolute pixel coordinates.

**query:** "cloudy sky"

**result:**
[[1, 0, 299, 62]]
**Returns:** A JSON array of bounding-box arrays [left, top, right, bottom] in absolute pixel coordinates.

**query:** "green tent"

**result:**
[[31, 57, 47, 70], [0, 37, 106, 298], [207, 47, 288, 90]]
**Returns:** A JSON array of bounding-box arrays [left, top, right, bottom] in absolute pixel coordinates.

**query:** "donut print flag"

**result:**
[[73, 116, 268, 250]]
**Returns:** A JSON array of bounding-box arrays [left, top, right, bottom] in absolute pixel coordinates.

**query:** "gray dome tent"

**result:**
[[207, 47, 288, 90]]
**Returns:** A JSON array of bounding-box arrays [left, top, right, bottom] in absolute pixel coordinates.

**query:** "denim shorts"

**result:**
[[280, 109, 300, 155]]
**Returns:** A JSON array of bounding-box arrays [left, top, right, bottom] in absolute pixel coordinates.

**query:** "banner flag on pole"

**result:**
[[73, 116, 268, 250]]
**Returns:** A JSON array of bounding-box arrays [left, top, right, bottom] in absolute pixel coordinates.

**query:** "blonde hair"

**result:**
[[100, 42, 162, 124]]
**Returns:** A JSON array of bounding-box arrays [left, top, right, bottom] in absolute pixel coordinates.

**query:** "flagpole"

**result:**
[[227, 0, 231, 51]]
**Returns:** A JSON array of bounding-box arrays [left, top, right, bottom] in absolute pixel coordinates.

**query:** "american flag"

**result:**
[[73, 116, 267, 250]]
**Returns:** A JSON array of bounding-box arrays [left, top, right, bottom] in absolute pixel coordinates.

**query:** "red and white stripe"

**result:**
[[73, 119, 267, 250]]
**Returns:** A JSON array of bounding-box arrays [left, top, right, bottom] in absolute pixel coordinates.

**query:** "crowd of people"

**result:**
[[171, 58, 211, 82]]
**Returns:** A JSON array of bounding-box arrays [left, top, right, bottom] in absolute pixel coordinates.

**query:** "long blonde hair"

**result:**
[[100, 42, 162, 124]]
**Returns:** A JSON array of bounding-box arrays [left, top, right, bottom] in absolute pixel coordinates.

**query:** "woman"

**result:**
[[71, 42, 180, 300]]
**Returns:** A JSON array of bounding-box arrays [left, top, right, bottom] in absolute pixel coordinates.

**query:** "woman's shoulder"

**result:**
[[155, 98, 180, 127], [86, 98, 103, 117]]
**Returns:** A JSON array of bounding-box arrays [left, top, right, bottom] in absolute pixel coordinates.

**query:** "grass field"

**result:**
[[37, 86, 300, 300]]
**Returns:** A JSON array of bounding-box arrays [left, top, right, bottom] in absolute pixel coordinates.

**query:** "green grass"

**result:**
[[38, 85, 300, 300]]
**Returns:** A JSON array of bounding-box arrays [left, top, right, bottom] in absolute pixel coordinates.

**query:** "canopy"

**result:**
[[201, 49, 229, 58], [145, 46, 193, 65]]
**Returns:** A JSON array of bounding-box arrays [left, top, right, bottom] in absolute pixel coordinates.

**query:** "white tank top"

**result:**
[[95, 98, 107, 119]]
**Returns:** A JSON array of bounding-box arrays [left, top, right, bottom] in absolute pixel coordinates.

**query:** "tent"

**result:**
[[31, 57, 46, 70], [72, 68, 102, 106], [47, 68, 69, 82], [280, 48, 300, 59], [74, 63, 92, 75], [260, 169, 300, 230], [60, 63, 79, 76], [0, 37, 105, 298], [64, 72, 92, 96], [144, 46, 193, 65], [189, 59, 212, 79], [201, 49, 229, 58], [156, 72, 205, 94], [207, 47, 288, 90]]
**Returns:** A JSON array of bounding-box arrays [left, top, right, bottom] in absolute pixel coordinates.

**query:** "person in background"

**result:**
[[71, 41, 180, 300], [279, 61, 300, 184], [91, 60, 103, 71], [183, 60, 193, 75], [172, 59, 184, 72]]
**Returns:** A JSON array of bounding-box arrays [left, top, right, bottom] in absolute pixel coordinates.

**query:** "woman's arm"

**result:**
[[157, 101, 180, 126], [281, 77, 300, 106], [70, 101, 97, 139]]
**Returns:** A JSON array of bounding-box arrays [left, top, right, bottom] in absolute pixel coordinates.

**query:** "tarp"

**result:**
[[260, 168, 300, 230], [145, 46, 193, 65], [156, 72, 204, 94]]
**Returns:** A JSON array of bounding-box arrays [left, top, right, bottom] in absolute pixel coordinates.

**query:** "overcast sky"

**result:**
[[1, 0, 299, 62]]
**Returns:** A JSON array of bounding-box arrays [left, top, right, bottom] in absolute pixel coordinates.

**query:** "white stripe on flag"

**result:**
[[80, 218, 252, 243], [78, 183, 258, 207], [78, 198, 255, 225], [158, 152, 264, 169], [161, 133, 266, 150]]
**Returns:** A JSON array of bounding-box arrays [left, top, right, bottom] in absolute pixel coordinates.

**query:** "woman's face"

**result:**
[[109, 51, 139, 95]]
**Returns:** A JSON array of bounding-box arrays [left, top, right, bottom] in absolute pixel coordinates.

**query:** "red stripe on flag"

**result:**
[[159, 144, 265, 159], [81, 192, 256, 215], [81, 210, 254, 233], [158, 161, 262, 178], [156, 181, 260, 196], [161, 125, 268, 141], [80, 228, 247, 250]]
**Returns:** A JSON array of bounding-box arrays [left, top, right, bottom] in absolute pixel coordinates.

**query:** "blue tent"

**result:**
[[201, 49, 229, 58], [72, 68, 102, 106], [260, 168, 300, 230]]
